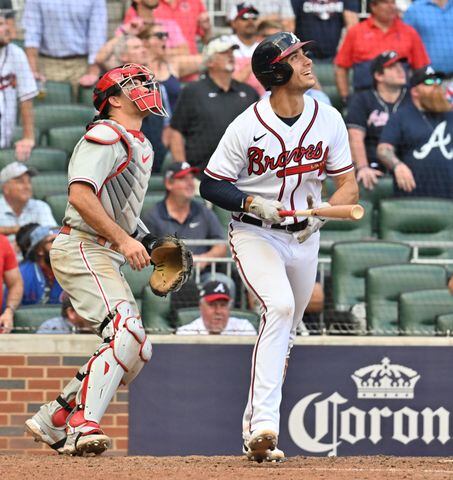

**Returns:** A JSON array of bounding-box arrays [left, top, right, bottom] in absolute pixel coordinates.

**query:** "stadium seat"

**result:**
[[331, 240, 412, 312], [366, 264, 448, 335], [142, 193, 165, 214], [320, 200, 373, 256], [379, 198, 453, 259], [47, 126, 86, 154], [313, 62, 335, 87], [140, 286, 173, 333], [121, 263, 154, 299], [435, 313, 453, 335], [34, 81, 72, 105], [12, 126, 41, 145], [176, 307, 259, 330], [212, 205, 231, 234], [78, 87, 94, 106], [46, 194, 68, 225], [0, 147, 67, 172], [322, 85, 343, 111], [148, 175, 165, 192], [13, 305, 61, 333], [32, 173, 68, 200], [33, 104, 93, 135], [398, 289, 453, 335]]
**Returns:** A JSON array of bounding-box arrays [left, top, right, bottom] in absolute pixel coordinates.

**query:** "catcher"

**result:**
[[25, 64, 192, 456]]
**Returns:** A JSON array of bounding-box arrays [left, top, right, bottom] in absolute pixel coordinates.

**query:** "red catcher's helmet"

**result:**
[[93, 63, 168, 116]]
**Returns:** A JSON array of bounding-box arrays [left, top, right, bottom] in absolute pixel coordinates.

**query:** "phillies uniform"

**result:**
[[204, 94, 353, 439]]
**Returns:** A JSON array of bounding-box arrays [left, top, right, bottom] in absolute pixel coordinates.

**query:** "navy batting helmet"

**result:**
[[252, 32, 311, 90]]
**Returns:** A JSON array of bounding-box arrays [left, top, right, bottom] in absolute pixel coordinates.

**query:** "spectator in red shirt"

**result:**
[[0, 234, 23, 333], [334, 0, 430, 102]]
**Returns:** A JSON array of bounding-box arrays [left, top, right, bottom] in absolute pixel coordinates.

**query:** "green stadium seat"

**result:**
[[331, 240, 412, 312], [398, 289, 453, 335], [379, 198, 453, 259], [320, 200, 373, 256], [78, 87, 94, 106], [12, 126, 41, 145], [212, 205, 231, 233], [0, 147, 67, 172], [366, 264, 447, 335], [148, 175, 165, 192], [47, 126, 86, 154], [140, 286, 173, 333], [435, 313, 453, 335], [34, 81, 72, 105], [313, 62, 335, 87], [175, 307, 259, 330], [13, 305, 62, 333], [33, 104, 93, 135], [32, 173, 68, 200], [46, 194, 68, 225], [141, 193, 165, 215], [121, 263, 154, 299], [322, 85, 343, 111]]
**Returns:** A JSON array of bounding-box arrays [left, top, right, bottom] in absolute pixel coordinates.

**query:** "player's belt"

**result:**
[[59, 225, 114, 250], [232, 214, 308, 233]]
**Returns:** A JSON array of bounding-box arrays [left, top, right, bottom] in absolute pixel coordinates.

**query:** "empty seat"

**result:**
[[33, 104, 93, 135], [379, 198, 453, 259], [140, 286, 173, 333], [399, 289, 453, 335], [176, 307, 259, 330], [12, 126, 41, 145], [121, 263, 154, 299], [331, 240, 412, 312], [47, 126, 86, 154], [13, 305, 61, 333], [142, 193, 165, 215], [0, 147, 67, 172], [46, 194, 68, 225], [366, 264, 447, 335], [148, 175, 165, 192], [78, 87, 94, 106], [435, 313, 453, 335], [34, 81, 72, 105], [32, 173, 68, 200]]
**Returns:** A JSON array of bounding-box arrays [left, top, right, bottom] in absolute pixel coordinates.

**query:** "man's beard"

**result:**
[[419, 86, 452, 113]]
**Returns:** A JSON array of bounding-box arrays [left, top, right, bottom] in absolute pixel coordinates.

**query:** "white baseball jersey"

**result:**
[[205, 95, 353, 224]]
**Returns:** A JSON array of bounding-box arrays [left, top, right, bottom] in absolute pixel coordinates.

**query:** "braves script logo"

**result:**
[[247, 142, 328, 177], [413, 121, 453, 160]]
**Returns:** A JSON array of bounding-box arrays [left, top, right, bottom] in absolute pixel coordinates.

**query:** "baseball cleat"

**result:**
[[266, 447, 285, 462], [25, 404, 67, 453], [243, 429, 278, 463]]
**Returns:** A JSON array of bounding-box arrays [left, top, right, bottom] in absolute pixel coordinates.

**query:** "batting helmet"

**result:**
[[93, 63, 168, 116], [252, 32, 311, 90]]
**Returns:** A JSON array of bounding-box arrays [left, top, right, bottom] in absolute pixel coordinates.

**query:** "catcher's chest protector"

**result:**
[[85, 120, 154, 234]]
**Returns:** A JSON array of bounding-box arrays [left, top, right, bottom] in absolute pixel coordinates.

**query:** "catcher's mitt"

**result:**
[[149, 235, 193, 297]]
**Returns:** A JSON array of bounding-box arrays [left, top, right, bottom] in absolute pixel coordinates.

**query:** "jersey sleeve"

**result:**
[[204, 120, 249, 183], [326, 109, 354, 176], [13, 46, 38, 102], [68, 140, 118, 195], [345, 92, 367, 131]]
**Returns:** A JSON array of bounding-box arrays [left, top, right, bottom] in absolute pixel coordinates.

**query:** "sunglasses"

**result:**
[[239, 13, 258, 20], [152, 32, 169, 40], [423, 77, 442, 86]]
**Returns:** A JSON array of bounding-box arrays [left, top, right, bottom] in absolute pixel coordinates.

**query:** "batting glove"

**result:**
[[296, 198, 331, 244], [248, 195, 284, 224]]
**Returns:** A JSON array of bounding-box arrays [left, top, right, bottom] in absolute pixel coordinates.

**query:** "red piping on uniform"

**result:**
[[326, 163, 354, 175], [204, 168, 237, 183], [253, 103, 287, 201], [228, 223, 268, 433]]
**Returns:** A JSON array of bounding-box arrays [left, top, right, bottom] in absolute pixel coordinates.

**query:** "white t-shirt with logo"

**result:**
[[176, 316, 257, 335]]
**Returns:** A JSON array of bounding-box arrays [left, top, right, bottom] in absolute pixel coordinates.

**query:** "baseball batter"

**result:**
[[25, 64, 168, 456], [200, 32, 359, 462]]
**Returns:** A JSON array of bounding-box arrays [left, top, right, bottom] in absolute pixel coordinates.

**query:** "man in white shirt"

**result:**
[[176, 280, 257, 335]]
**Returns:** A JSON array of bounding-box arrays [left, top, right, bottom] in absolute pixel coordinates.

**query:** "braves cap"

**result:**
[[202, 36, 239, 62], [228, 2, 259, 21], [371, 51, 407, 74], [164, 161, 200, 180], [410, 65, 446, 87], [0, 162, 37, 185], [200, 280, 231, 303]]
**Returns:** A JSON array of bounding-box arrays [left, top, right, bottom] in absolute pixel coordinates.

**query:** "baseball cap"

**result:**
[[0, 162, 37, 185], [164, 161, 200, 180], [202, 36, 239, 62], [26, 225, 59, 258], [371, 51, 407, 74], [228, 2, 259, 21], [410, 65, 446, 88], [200, 280, 231, 303]]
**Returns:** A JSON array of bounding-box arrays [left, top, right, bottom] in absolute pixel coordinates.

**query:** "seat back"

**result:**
[[121, 263, 153, 299], [140, 287, 172, 333], [47, 126, 86, 154], [46, 194, 68, 225], [148, 175, 165, 193], [32, 173, 68, 200], [0, 147, 67, 172], [331, 240, 412, 311], [379, 198, 453, 258], [366, 264, 447, 334], [34, 105, 93, 136], [435, 313, 453, 335], [398, 289, 453, 335], [176, 307, 259, 330], [34, 81, 72, 105], [13, 305, 62, 333]]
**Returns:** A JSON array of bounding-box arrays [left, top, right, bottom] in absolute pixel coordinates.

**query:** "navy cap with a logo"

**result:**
[[371, 51, 407, 74], [164, 161, 200, 180], [200, 280, 231, 303], [410, 65, 446, 88]]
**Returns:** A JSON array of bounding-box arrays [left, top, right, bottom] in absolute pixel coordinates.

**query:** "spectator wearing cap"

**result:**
[[22, 0, 107, 90], [225, 3, 264, 96], [0, 11, 38, 161], [169, 37, 259, 171], [377, 66, 453, 198], [334, 0, 430, 101], [292, 0, 359, 61], [142, 161, 227, 272], [37, 292, 90, 334], [0, 0, 17, 39], [19, 224, 63, 306], [0, 233, 23, 333], [0, 163, 57, 241], [176, 280, 257, 335], [346, 51, 410, 190], [404, 0, 453, 77]]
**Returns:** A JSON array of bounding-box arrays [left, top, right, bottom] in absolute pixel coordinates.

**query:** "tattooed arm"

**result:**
[[377, 143, 416, 192]]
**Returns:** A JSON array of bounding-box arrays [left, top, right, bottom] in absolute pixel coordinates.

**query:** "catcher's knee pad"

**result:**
[[78, 301, 151, 423]]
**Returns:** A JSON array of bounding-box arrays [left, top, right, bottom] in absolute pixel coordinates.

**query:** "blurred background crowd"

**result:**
[[0, 0, 453, 336]]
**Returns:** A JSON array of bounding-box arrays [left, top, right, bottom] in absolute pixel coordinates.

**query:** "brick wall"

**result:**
[[0, 354, 128, 455]]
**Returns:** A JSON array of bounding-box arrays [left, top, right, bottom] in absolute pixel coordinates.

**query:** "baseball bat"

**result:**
[[278, 204, 365, 220]]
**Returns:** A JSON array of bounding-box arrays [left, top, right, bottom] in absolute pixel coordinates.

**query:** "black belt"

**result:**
[[232, 214, 308, 233], [39, 53, 87, 60]]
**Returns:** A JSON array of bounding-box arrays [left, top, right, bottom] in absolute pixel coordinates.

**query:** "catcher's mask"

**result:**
[[93, 63, 168, 117]]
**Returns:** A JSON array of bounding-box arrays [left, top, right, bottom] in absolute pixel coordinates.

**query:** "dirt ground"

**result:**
[[2, 455, 453, 480]]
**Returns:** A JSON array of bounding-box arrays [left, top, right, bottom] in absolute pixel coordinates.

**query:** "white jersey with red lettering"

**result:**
[[204, 94, 353, 441]]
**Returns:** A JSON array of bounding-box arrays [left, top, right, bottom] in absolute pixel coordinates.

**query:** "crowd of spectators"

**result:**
[[0, 0, 452, 335]]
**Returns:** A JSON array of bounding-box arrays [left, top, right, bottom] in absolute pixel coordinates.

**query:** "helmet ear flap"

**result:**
[[270, 62, 294, 87]]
